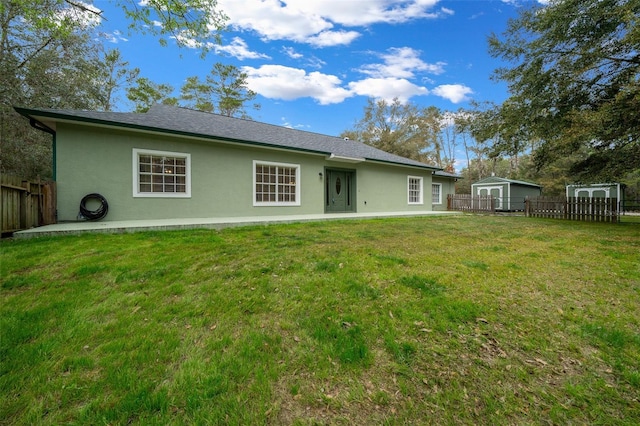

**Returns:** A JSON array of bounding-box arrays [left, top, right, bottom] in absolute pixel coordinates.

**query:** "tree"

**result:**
[[98, 48, 140, 111], [1, 1, 108, 178], [340, 98, 443, 165], [441, 111, 460, 172], [208, 63, 259, 118], [127, 78, 177, 113], [111, 0, 227, 55], [468, 101, 533, 176], [31, 0, 227, 55], [0, 0, 228, 178], [179, 63, 260, 117], [488, 0, 640, 181], [180, 76, 214, 112], [453, 108, 475, 173]]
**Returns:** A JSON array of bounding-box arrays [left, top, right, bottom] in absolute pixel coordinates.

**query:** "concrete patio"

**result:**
[[15, 211, 461, 238]]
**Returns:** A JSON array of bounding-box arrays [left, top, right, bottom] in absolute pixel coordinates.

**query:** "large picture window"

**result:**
[[432, 183, 442, 205], [133, 149, 191, 197], [254, 160, 300, 206], [408, 176, 423, 205]]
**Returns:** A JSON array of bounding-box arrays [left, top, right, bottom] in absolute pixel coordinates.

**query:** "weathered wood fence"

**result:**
[[447, 194, 496, 213], [1, 175, 56, 234], [525, 196, 619, 223]]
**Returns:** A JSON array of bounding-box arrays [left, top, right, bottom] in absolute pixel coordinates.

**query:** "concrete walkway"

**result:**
[[15, 211, 461, 238]]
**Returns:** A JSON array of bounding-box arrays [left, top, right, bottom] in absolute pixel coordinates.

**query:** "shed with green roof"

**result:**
[[471, 176, 542, 211]]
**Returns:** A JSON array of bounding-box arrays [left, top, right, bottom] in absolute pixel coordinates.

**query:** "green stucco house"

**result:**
[[16, 105, 457, 222], [432, 170, 459, 211]]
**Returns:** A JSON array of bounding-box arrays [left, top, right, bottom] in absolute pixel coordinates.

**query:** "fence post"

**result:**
[[19, 180, 28, 230]]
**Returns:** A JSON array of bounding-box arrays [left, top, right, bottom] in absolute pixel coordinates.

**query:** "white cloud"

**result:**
[[432, 84, 473, 103], [348, 77, 429, 103], [242, 64, 434, 105], [305, 56, 326, 69], [243, 65, 353, 105], [217, 0, 446, 46], [502, 0, 550, 4], [280, 117, 309, 130], [214, 37, 270, 60], [242, 64, 470, 106], [219, 0, 333, 43], [104, 30, 128, 44], [307, 30, 361, 47], [281, 48, 326, 69], [359, 47, 446, 79], [282, 46, 303, 59], [283, 0, 441, 26]]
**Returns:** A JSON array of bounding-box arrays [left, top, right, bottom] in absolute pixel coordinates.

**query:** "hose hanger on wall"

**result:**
[[79, 193, 109, 221]]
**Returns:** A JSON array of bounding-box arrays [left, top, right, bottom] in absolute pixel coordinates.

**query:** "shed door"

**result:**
[[479, 186, 503, 210]]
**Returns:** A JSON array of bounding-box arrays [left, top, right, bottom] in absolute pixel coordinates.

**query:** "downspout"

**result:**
[[28, 118, 57, 181]]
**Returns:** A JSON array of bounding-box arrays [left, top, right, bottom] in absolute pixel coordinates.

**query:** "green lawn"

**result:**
[[1, 215, 639, 425]]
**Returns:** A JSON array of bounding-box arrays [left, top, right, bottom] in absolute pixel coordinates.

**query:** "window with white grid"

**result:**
[[254, 161, 300, 206], [432, 183, 442, 205], [408, 176, 423, 204], [133, 149, 191, 197]]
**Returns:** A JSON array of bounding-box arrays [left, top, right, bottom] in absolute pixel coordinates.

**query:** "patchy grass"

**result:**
[[1, 215, 639, 425]]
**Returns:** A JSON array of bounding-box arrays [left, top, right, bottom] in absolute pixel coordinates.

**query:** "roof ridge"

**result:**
[[16, 105, 442, 171], [147, 103, 352, 142]]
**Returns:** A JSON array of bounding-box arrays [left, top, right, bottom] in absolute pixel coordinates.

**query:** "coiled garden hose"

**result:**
[[79, 193, 109, 221]]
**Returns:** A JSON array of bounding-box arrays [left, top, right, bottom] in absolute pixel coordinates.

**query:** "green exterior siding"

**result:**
[[432, 176, 456, 211], [56, 123, 441, 221]]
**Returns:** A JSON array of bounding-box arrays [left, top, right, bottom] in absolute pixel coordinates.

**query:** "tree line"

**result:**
[[1, 0, 638, 199]]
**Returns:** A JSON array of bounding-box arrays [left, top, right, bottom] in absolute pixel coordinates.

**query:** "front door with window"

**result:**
[[326, 169, 355, 212]]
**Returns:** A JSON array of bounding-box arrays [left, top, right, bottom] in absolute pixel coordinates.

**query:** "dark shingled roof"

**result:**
[[15, 104, 441, 171]]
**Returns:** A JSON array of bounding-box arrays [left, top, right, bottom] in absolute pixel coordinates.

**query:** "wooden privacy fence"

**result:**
[[447, 194, 495, 213], [525, 196, 619, 223], [1, 175, 56, 234]]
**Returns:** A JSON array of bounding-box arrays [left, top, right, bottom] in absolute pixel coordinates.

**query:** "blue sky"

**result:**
[[90, 0, 546, 168]]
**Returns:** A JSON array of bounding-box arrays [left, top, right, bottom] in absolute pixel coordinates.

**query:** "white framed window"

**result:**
[[133, 148, 191, 198], [408, 176, 423, 205], [253, 160, 300, 206], [432, 183, 442, 205]]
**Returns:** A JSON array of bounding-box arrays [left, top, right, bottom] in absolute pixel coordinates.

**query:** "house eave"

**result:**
[[15, 106, 332, 158]]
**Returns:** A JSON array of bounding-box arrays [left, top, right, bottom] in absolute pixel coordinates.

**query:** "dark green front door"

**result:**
[[326, 170, 354, 212]]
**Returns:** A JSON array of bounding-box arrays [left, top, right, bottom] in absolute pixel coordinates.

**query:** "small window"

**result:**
[[408, 176, 423, 205], [432, 183, 442, 205], [253, 160, 300, 206], [133, 149, 191, 198]]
